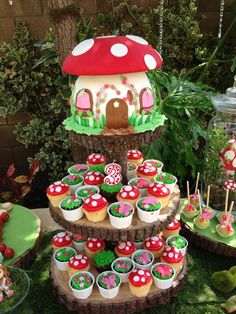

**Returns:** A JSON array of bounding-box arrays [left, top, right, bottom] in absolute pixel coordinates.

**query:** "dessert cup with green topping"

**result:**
[[72, 234, 87, 251], [69, 271, 95, 299], [151, 262, 175, 289], [93, 250, 116, 273], [68, 164, 89, 176], [107, 202, 134, 229], [75, 185, 100, 200], [111, 257, 135, 282], [144, 159, 163, 172], [136, 197, 162, 223], [128, 177, 151, 197], [154, 172, 177, 193], [59, 196, 84, 221], [166, 235, 188, 256], [62, 175, 84, 194], [131, 249, 154, 270], [54, 247, 76, 271], [96, 271, 121, 299]]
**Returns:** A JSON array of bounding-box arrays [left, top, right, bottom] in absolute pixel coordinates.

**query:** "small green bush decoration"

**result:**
[[211, 270, 236, 293], [229, 266, 236, 278], [93, 250, 116, 267]]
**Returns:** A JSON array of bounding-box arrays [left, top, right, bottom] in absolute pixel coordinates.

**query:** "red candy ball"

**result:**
[[0, 242, 6, 252], [4, 247, 15, 259]]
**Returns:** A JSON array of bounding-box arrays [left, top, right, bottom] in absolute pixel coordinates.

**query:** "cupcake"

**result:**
[[54, 247, 76, 271], [62, 175, 83, 195], [216, 222, 235, 238], [147, 183, 170, 208], [136, 197, 162, 223], [68, 164, 89, 177], [107, 202, 134, 229], [151, 262, 175, 289], [127, 149, 143, 166], [84, 171, 104, 187], [128, 177, 151, 197], [68, 254, 90, 277], [100, 181, 123, 203], [47, 181, 70, 207], [72, 233, 87, 251], [69, 271, 94, 299], [115, 241, 136, 258], [137, 163, 158, 182], [162, 219, 181, 239], [143, 236, 165, 258], [154, 172, 177, 194], [194, 214, 210, 229], [111, 257, 135, 283], [82, 194, 108, 223], [59, 196, 84, 221], [202, 207, 215, 220], [85, 238, 105, 258], [96, 271, 121, 299], [93, 250, 116, 273], [76, 185, 100, 200], [128, 268, 152, 297], [217, 212, 235, 224], [116, 185, 140, 206], [86, 153, 106, 172], [127, 163, 138, 181], [52, 231, 73, 251], [132, 249, 154, 270], [144, 160, 163, 172], [160, 246, 183, 272], [166, 235, 188, 256]]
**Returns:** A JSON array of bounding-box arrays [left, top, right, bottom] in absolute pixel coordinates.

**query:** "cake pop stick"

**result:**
[[206, 185, 211, 209], [225, 189, 229, 213], [187, 181, 190, 203], [226, 201, 234, 225], [194, 172, 200, 194], [197, 189, 202, 216]]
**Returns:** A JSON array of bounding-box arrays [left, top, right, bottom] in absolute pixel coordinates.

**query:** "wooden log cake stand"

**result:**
[[49, 186, 180, 241], [50, 256, 188, 314]]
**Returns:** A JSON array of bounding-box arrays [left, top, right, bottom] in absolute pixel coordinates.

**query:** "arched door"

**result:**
[[106, 98, 128, 129]]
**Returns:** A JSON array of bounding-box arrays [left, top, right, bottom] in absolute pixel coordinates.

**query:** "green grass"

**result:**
[[10, 231, 236, 314]]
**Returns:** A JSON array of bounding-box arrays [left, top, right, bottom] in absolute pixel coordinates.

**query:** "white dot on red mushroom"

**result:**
[[121, 192, 128, 198], [144, 54, 157, 70], [91, 201, 97, 207], [129, 191, 135, 197], [133, 275, 140, 282], [110, 43, 128, 57], [126, 35, 148, 45], [89, 175, 95, 181], [72, 39, 95, 56]]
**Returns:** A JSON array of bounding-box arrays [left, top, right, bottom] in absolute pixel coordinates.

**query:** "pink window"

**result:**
[[139, 88, 154, 112]]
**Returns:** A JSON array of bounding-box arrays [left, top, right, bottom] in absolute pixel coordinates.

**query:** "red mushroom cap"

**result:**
[[82, 194, 108, 212], [127, 149, 143, 160], [115, 241, 136, 255], [85, 238, 105, 252], [86, 153, 106, 165], [147, 182, 170, 197], [144, 236, 165, 251], [84, 171, 104, 185], [62, 35, 163, 76], [165, 219, 181, 231], [129, 268, 152, 287], [118, 185, 140, 200], [137, 164, 157, 176], [161, 246, 183, 263], [225, 179, 236, 191], [47, 181, 69, 196], [52, 231, 72, 247], [68, 254, 89, 269]]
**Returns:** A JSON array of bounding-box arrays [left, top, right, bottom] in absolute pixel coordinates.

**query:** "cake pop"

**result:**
[[189, 172, 200, 207], [194, 190, 210, 229], [202, 185, 215, 220], [182, 181, 198, 219], [217, 189, 235, 223], [216, 201, 235, 238]]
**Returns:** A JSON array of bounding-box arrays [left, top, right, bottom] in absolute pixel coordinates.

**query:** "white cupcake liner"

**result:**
[[54, 247, 76, 271], [96, 271, 121, 299], [59, 198, 84, 222], [75, 185, 100, 200], [107, 202, 134, 229], [166, 235, 188, 256], [111, 257, 135, 283], [62, 175, 84, 195], [136, 197, 161, 223], [72, 240, 86, 251], [68, 165, 89, 177], [151, 262, 175, 289], [131, 249, 154, 270], [69, 271, 94, 299]]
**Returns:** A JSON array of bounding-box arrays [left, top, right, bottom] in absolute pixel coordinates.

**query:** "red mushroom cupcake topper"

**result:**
[[87, 153, 106, 165], [118, 185, 140, 200], [161, 246, 183, 263], [129, 268, 152, 286], [83, 194, 108, 212], [52, 231, 72, 248], [69, 254, 89, 269], [147, 182, 170, 197], [47, 181, 69, 196], [84, 171, 104, 186], [85, 238, 105, 252]]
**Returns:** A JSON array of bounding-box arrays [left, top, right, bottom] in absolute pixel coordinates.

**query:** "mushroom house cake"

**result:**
[[62, 35, 166, 135]]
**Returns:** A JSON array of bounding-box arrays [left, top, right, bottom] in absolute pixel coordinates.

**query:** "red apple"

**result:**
[[3, 247, 15, 259], [0, 242, 6, 252]]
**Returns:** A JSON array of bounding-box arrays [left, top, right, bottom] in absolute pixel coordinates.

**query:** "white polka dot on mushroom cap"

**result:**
[[125, 247, 129, 251], [97, 243, 101, 247], [74, 261, 79, 266], [85, 198, 90, 204], [133, 275, 140, 282], [168, 223, 174, 227], [76, 255, 83, 259], [110, 43, 128, 57], [88, 243, 93, 248], [147, 272, 151, 276], [129, 191, 135, 197], [169, 252, 174, 258], [153, 188, 157, 192], [141, 277, 145, 282], [144, 54, 157, 70], [121, 192, 128, 198], [58, 238, 63, 243], [92, 159, 96, 162], [175, 254, 179, 259], [151, 236, 159, 241], [144, 169, 149, 173], [95, 154, 100, 158], [72, 38, 95, 56], [89, 175, 95, 181], [133, 269, 137, 273], [81, 259, 86, 264], [54, 181, 61, 185], [127, 242, 131, 246], [133, 154, 137, 157], [58, 232, 66, 237], [87, 171, 93, 175], [151, 241, 156, 245], [96, 177, 100, 181], [126, 35, 148, 45], [55, 186, 62, 193], [146, 242, 150, 247], [50, 188, 54, 193], [95, 171, 101, 175], [174, 248, 179, 253], [138, 270, 144, 275], [166, 247, 171, 252], [119, 242, 126, 249], [92, 194, 101, 200], [92, 238, 97, 241], [124, 186, 132, 192], [65, 236, 70, 241], [91, 201, 97, 207]]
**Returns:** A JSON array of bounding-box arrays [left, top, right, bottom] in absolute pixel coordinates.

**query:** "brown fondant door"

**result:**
[[106, 98, 128, 129]]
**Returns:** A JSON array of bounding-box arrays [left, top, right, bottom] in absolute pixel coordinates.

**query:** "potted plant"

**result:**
[[69, 271, 95, 299], [59, 196, 84, 221], [111, 257, 135, 283], [166, 235, 188, 256], [131, 249, 154, 270], [62, 175, 83, 194], [136, 197, 162, 223], [53, 247, 76, 271], [93, 250, 116, 272], [151, 262, 175, 289], [154, 172, 177, 193], [107, 202, 134, 229], [96, 271, 121, 299], [75, 185, 100, 200]]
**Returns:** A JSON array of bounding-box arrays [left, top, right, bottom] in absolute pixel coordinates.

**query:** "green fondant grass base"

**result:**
[[180, 200, 236, 248], [1, 204, 40, 265]]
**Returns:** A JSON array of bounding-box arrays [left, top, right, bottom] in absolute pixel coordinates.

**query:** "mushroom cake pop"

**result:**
[[62, 35, 165, 135], [216, 201, 235, 238], [127, 149, 143, 166], [193, 190, 210, 229], [202, 186, 215, 220], [182, 181, 198, 219], [86, 153, 106, 172], [189, 172, 200, 207]]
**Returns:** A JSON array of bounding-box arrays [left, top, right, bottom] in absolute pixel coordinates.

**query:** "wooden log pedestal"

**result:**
[[49, 186, 180, 241], [50, 256, 188, 314]]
